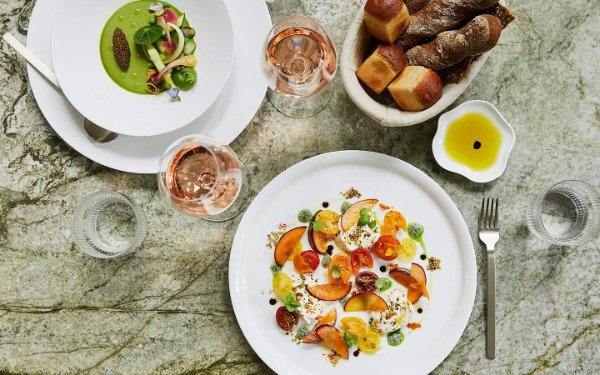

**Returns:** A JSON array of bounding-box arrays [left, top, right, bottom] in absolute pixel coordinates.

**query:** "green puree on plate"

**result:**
[[99, 0, 184, 94]]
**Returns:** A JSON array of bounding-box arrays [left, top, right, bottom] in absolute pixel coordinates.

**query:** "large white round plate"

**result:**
[[27, 0, 270, 173], [229, 151, 476, 375], [51, 0, 234, 137]]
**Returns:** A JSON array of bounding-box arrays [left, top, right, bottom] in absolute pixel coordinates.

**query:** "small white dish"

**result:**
[[51, 0, 234, 137], [432, 100, 515, 183]]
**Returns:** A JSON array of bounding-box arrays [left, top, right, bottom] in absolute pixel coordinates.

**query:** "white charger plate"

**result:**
[[229, 151, 476, 375], [51, 0, 234, 137], [28, 0, 270, 173]]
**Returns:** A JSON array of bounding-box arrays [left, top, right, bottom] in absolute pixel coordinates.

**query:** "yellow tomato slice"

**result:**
[[341, 317, 367, 338], [315, 210, 340, 235], [272, 272, 292, 297], [358, 329, 381, 354], [397, 238, 417, 261]]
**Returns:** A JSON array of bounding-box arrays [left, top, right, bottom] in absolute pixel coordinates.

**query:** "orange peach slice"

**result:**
[[274, 226, 307, 267], [306, 281, 352, 301], [389, 263, 429, 303], [308, 222, 329, 254], [315, 325, 349, 359], [340, 199, 379, 232], [343, 292, 388, 312], [303, 308, 337, 343]]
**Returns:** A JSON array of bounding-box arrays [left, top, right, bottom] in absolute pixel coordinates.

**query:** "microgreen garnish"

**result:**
[[297, 209, 313, 223], [339, 295, 350, 306], [331, 264, 342, 279], [321, 254, 331, 268], [375, 277, 392, 293], [387, 329, 405, 346], [282, 292, 301, 312], [343, 331, 358, 348], [134, 24, 164, 45], [340, 201, 351, 214], [270, 263, 280, 276], [312, 220, 325, 232]]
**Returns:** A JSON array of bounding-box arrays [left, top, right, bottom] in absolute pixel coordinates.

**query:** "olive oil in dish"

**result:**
[[443, 112, 502, 171]]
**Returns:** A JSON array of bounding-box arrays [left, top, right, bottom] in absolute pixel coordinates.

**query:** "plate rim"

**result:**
[[229, 150, 477, 375], [26, 0, 270, 174]]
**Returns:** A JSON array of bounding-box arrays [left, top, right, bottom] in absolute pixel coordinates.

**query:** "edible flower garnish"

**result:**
[[149, 2, 163, 13], [168, 87, 181, 101]]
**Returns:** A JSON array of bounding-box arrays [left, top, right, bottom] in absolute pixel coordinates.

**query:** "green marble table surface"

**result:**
[[0, 0, 599, 374]]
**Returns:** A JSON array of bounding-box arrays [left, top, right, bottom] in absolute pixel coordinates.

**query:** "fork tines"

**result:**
[[479, 198, 499, 230]]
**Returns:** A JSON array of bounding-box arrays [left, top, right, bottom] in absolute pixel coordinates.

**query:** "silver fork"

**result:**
[[479, 198, 499, 359]]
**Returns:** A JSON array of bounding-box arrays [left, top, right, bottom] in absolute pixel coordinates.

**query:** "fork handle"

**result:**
[[487, 251, 496, 359]]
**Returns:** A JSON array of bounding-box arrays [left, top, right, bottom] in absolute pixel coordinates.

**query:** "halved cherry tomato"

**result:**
[[327, 254, 352, 283], [380, 211, 407, 235], [276, 306, 299, 331], [293, 250, 319, 274], [301, 250, 320, 270], [350, 248, 374, 274], [371, 235, 400, 261]]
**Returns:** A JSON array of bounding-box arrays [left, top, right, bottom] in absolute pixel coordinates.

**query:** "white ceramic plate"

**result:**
[[51, 0, 234, 137], [433, 100, 516, 183], [229, 151, 476, 375], [28, 0, 270, 172]]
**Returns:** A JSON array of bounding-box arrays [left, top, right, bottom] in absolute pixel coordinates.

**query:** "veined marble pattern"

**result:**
[[0, 0, 599, 374]]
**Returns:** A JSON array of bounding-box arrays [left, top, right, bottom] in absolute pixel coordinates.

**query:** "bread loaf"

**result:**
[[363, 0, 410, 43], [387, 66, 443, 111], [396, 0, 499, 50], [406, 15, 502, 70], [404, 0, 431, 13], [356, 44, 407, 94]]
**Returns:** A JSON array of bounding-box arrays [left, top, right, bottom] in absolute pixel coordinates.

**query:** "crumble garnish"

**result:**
[[427, 257, 441, 271], [341, 187, 362, 199]]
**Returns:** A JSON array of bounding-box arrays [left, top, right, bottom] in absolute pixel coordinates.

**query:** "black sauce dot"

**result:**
[[417, 308, 423, 314], [380, 265, 387, 272], [420, 254, 427, 260], [473, 141, 482, 150], [353, 349, 360, 357], [326, 245, 334, 255], [322, 201, 329, 208], [269, 298, 276, 305]]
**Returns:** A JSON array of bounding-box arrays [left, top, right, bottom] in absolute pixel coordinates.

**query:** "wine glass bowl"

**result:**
[[158, 134, 251, 222], [264, 15, 337, 117]]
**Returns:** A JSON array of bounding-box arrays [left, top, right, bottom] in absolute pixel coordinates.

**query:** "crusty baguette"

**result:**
[[406, 14, 502, 70], [404, 0, 431, 13], [396, 0, 499, 50], [356, 44, 407, 94]]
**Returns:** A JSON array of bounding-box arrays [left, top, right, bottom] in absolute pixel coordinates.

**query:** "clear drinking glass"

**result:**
[[263, 15, 337, 118], [157, 134, 252, 222], [526, 180, 600, 246], [73, 191, 147, 258]]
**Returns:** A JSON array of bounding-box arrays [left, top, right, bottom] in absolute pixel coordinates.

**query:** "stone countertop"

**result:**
[[1, 0, 599, 374]]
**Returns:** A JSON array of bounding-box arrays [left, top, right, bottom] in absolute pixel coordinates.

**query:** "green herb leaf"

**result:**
[[270, 263, 280, 276], [343, 331, 358, 348], [312, 220, 325, 232], [134, 24, 164, 45], [282, 292, 301, 312], [357, 214, 370, 226], [375, 277, 392, 292], [295, 327, 310, 340], [360, 208, 369, 216], [297, 209, 313, 223], [368, 220, 377, 229], [387, 329, 405, 346], [340, 201, 351, 214], [321, 254, 331, 268], [331, 264, 341, 279]]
